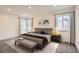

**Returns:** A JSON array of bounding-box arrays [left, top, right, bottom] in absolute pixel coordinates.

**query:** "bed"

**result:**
[[20, 28, 53, 49]]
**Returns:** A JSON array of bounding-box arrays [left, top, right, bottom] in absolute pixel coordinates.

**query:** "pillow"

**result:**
[[33, 31, 49, 34], [18, 37, 24, 40], [40, 31, 48, 34], [40, 31, 45, 34], [33, 31, 40, 33]]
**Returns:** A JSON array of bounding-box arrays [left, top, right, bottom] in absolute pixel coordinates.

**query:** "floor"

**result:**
[[0, 38, 78, 53]]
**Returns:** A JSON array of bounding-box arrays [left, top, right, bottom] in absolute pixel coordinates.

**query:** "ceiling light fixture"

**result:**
[[53, 5, 56, 7], [7, 8, 11, 11], [28, 6, 32, 9]]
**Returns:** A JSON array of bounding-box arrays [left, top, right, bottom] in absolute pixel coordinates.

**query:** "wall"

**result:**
[[60, 32, 70, 43], [0, 12, 19, 40], [33, 12, 55, 31], [75, 6, 79, 51]]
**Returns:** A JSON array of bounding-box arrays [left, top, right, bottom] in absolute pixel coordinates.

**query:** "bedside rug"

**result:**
[[0, 42, 17, 53]]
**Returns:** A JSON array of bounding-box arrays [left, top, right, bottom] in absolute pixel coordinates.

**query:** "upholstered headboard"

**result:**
[[35, 28, 52, 34]]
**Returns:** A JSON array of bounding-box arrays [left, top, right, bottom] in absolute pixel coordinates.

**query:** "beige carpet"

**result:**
[[0, 42, 17, 53], [0, 38, 78, 53], [56, 43, 78, 53], [5, 39, 59, 53]]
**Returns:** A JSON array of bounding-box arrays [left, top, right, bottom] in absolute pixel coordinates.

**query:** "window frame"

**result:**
[[55, 12, 71, 32], [19, 17, 33, 34]]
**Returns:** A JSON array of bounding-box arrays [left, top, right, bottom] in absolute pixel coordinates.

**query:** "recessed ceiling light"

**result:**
[[7, 8, 11, 11], [53, 5, 56, 7], [28, 6, 32, 9]]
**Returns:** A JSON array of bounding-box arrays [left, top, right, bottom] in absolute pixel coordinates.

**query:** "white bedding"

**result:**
[[26, 33, 52, 42]]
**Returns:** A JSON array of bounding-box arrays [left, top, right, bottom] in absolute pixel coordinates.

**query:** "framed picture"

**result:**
[[43, 20, 49, 24], [38, 16, 49, 26]]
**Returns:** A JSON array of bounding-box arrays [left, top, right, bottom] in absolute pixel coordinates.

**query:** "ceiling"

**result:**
[[0, 5, 74, 17]]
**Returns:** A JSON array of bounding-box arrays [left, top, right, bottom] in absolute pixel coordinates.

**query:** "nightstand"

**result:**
[[51, 35, 61, 43]]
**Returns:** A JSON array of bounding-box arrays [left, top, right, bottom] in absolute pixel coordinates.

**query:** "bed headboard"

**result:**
[[35, 28, 52, 33]]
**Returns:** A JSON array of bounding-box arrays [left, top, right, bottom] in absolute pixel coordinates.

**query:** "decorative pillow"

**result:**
[[18, 37, 24, 40], [40, 31, 45, 34], [40, 31, 48, 34], [33, 31, 49, 34], [33, 31, 40, 33]]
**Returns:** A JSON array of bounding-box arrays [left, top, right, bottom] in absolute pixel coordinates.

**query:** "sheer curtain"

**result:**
[[20, 17, 32, 34]]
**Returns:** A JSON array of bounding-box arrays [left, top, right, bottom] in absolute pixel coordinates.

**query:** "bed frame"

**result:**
[[35, 28, 52, 33]]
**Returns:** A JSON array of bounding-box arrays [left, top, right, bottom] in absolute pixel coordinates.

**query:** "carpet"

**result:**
[[0, 43, 17, 53], [2, 38, 78, 53], [6, 40, 59, 53], [56, 43, 78, 53]]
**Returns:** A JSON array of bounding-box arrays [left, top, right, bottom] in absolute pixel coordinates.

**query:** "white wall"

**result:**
[[0, 12, 19, 40], [60, 32, 70, 43], [75, 6, 79, 51], [33, 12, 55, 31]]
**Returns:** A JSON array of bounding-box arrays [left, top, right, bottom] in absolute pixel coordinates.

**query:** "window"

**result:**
[[20, 17, 32, 34], [56, 13, 71, 31]]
